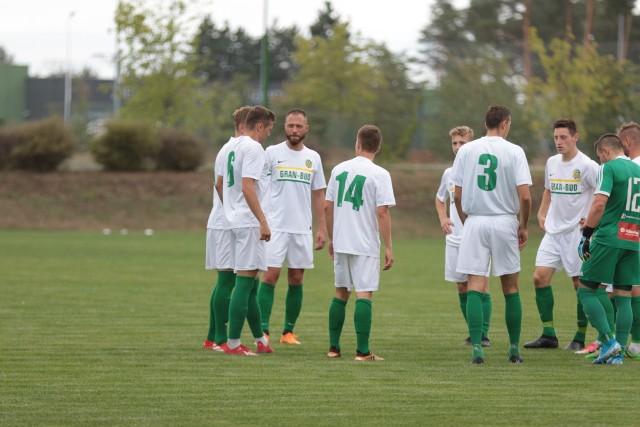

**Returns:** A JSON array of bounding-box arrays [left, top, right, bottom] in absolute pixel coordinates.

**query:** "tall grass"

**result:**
[[1, 230, 638, 426]]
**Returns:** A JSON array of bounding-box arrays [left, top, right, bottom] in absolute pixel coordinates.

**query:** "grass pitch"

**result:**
[[1, 230, 638, 426]]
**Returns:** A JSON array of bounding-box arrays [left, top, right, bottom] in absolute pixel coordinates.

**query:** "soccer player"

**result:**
[[325, 125, 395, 361], [435, 126, 491, 347], [451, 105, 532, 364], [203, 106, 252, 352], [215, 105, 275, 356], [257, 109, 327, 345], [524, 119, 598, 351], [617, 122, 640, 358], [576, 133, 640, 365]]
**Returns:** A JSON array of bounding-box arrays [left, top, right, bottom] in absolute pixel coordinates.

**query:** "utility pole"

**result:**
[[260, 0, 269, 107], [64, 11, 75, 125]]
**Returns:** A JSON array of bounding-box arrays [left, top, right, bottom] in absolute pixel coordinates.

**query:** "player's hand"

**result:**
[[578, 236, 591, 261], [327, 240, 334, 260], [579, 218, 586, 230], [259, 221, 271, 241], [440, 218, 454, 235], [537, 215, 546, 232], [315, 229, 326, 250], [383, 247, 394, 270], [518, 227, 528, 251]]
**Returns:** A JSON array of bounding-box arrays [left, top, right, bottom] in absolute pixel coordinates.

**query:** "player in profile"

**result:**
[[523, 119, 598, 351], [257, 109, 327, 345], [325, 125, 395, 361], [435, 126, 491, 347], [451, 105, 532, 364]]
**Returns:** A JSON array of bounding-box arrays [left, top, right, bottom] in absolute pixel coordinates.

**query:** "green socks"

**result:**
[[614, 295, 632, 350], [481, 292, 492, 338], [577, 288, 613, 339], [466, 291, 484, 346], [228, 275, 255, 340], [534, 286, 555, 337], [207, 283, 218, 342], [354, 298, 372, 355], [573, 297, 588, 343], [257, 282, 275, 334], [504, 292, 522, 347], [596, 288, 616, 332], [458, 292, 468, 323], [284, 285, 303, 333], [329, 297, 347, 351], [213, 271, 235, 344], [246, 278, 263, 339], [631, 296, 640, 343]]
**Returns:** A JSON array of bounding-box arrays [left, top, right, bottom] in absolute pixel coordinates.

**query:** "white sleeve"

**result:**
[[376, 171, 396, 207], [436, 169, 449, 203], [311, 153, 327, 190], [242, 144, 265, 180], [543, 160, 550, 190], [515, 149, 533, 186], [450, 150, 464, 187], [325, 168, 336, 201]]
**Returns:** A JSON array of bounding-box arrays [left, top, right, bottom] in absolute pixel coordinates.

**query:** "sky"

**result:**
[[0, 0, 468, 79]]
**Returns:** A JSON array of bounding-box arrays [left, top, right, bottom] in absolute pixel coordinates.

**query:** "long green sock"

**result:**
[[213, 271, 235, 344], [577, 288, 613, 339], [354, 298, 372, 355], [595, 288, 615, 332], [228, 275, 255, 340], [573, 295, 588, 343], [284, 284, 303, 334], [534, 286, 555, 336], [481, 292, 492, 337], [610, 296, 618, 323], [614, 295, 632, 350], [504, 292, 522, 347], [329, 297, 347, 351], [458, 292, 468, 324], [206, 283, 218, 342], [631, 296, 640, 343], [466, 291, 484, 346], [246, 278, 263, 339], [257, 282, 275, 334]]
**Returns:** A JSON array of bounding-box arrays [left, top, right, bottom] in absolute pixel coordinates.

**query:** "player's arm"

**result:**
[[537, 188, 550, 231], [435, 196, 453, 235], [584, 194, 608, 229], [312, 188, 327, 250], [377, 205, 394, 270], [242, 177, 270, 241], [324, 199, 334, 259], [454, 186, 466, 224], [517, 184, 531, 250], [215, 174, 224, 203]]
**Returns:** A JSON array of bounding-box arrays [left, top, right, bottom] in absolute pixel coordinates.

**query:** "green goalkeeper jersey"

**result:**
[[593, 157, 640, 251]]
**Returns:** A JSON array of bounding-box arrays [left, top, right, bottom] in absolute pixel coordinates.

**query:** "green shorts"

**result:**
[[580, 241, 640, 286]]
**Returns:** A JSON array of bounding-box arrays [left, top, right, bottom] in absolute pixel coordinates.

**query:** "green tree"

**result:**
[[0, 46, 13, 64]]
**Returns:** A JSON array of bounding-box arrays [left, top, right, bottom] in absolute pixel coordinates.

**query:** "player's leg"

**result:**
[[466, 275, 486, 363], [259, 231, 287, 336], [445, 243, 471, 344], [524, 266, 558, 348], [352, 255, 382, 361], [480, 276, 492, 347], [627, 286, 640, 357], [501, 272, 523, 362], [204, 229, 219, 348], [213, 270, 235, 346], [281, 268, 304, 344], [562, 229, 589, 350], [566, 276, 588, 350], [249, 277, 272, 353], [614, 250, 640, 362], [328, 253, 351, 357]]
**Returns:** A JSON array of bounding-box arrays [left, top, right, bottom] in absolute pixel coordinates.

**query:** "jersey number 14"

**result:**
[[335, 171, 366, 211]]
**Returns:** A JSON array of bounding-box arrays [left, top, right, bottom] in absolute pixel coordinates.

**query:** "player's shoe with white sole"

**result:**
[[592, 339, 621, 364], [355, 352, 384, 361], [327, 347, 342, 358], [576, 341, 600, 355], [280, 332, 301, 345], [221, 343, 257, 356]]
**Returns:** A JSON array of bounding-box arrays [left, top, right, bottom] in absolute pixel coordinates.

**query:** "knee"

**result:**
[[288, 270, 304, 285]]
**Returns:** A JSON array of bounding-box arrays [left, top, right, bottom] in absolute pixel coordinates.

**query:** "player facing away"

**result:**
[[325, 125, 395, 361], [435, 126, 491, 347], [216, 105, 275, 356], [203, 106, 252, 352], [524, 119, 599, 351], [451, 105, 532, 365], [576, 133, 640, 365], [257, 109, 327, 345], [617, 122, 640, 358]]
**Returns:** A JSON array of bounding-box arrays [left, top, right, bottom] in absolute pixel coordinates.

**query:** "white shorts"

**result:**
[[457, 215, 520, 276], [535, 229, 582, 277], [205, 228, 234, 270], [445, 244, 489, 283], [266, 231, 314, 269], [334, 253, 380, 292], [231, 227, 267, 272]]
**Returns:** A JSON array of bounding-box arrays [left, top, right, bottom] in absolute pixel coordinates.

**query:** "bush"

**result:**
[[6, 118, 76, 172], [0, 128, 20, 170], [90, 120, 158, 171], [155, 128, 204, 171]]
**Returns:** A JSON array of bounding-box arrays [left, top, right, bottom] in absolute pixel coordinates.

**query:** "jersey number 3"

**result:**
[[477, 154, 498, 191], [335, 171, 366, 211]]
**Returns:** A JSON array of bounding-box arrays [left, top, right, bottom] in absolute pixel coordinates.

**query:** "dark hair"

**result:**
[[232, 106, 252, 130], [286, 109, 307, 119], [245, 105, 276, 130], [357, 125, 382, 153], [594, 133, 623, 152], [552, 118, 577, 135], [485, 105, 511, 130]]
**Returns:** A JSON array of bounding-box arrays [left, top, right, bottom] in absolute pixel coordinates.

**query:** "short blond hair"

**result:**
[[449, 126, 474, 139]]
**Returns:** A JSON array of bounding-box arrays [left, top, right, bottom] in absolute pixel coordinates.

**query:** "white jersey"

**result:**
[[634, 156, 640, 166], [326, 156, 395, 257], [451, 136, 532, 216], [436, 167, 463, 247], [219, 135, 269, 228], [265, 141, 326, 234], [206, 137, 236, 230], [543, 151, 599, 234]]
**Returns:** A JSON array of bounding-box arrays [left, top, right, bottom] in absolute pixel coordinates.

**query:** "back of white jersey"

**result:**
[[451, 136, 532, 216], [220, 136, 269, 228], [436, 167, 463, 246], [326, 156, 395, 256], [265, 142, 326, 234], [207, 137, 235, 229], [544, 151, 599, 234]]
